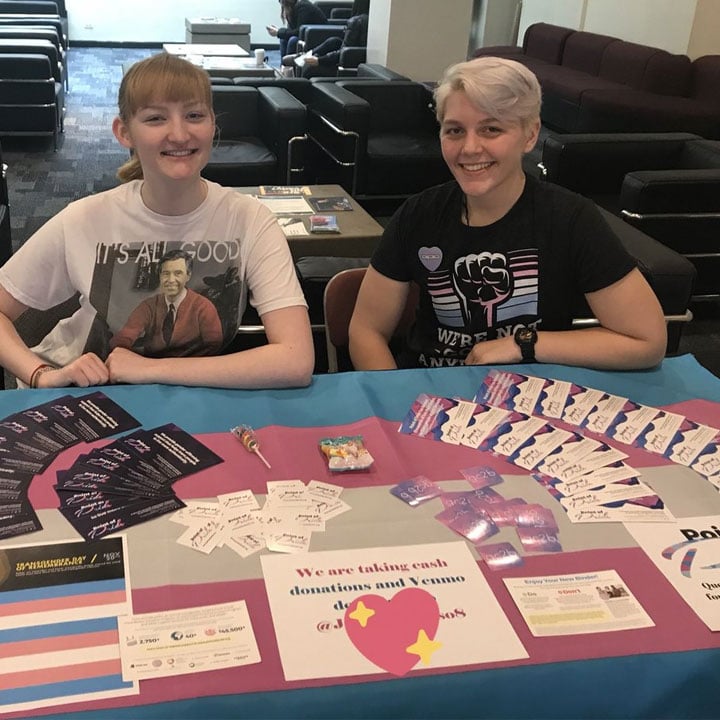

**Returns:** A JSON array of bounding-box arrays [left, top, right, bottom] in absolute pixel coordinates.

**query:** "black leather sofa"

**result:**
[[575, 207, 695, 352], [355, 62, 408, 81], [314, 1, 353, 18], [298, 23, 344, 51], [225, 63, 408, 100], [227, 76, 315, 103]]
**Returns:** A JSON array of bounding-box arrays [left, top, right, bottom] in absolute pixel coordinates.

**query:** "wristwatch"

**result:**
[[514, 325, 538, 363]]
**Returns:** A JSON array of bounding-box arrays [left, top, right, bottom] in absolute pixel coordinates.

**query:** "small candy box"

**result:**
[[319, 435, 374, 472], [309, 214, 340, 233]]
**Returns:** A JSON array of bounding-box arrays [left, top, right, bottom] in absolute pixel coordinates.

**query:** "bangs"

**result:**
[[457, 77, 524, 122], [119, 54, 211, 118], [435, 57, 541, 126]]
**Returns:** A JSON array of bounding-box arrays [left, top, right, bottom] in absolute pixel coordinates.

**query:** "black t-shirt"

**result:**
[[371, 177, 637, 368]]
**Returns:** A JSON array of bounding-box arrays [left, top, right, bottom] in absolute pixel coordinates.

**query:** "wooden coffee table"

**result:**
[[233, 184, 384, 260]]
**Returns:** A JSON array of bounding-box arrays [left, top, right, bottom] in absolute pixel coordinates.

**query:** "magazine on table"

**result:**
[[308, 196, 353, 212]]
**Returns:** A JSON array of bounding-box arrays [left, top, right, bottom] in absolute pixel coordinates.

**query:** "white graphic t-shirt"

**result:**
[[0, 181, 306, 368]]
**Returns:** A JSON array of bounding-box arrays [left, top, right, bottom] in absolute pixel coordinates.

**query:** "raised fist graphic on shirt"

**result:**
[[453, 252, 513, 326]]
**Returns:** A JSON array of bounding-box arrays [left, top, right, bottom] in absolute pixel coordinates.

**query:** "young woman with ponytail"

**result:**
[[0, 53, 313, 389]]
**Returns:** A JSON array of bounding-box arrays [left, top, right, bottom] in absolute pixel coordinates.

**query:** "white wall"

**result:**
[[365, 0, 391, 68], [367, 0, 473, 81], [583, 0, 697, 55], [518, 0, 586, 40], [517, 0, 719, 57], [687, 0, 720, 59], [479, 0, 522, 48], [66, 0, 283, 45]]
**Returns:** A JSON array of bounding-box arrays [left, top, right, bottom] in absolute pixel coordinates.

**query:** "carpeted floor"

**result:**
[[2, 46, 719, 378]]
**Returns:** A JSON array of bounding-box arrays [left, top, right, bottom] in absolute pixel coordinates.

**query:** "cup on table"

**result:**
[[255, 48, 265, 67]]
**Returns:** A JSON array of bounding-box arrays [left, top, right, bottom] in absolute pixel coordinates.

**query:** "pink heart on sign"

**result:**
[[418, 246, 443, 271], [344, 588, 440, 676]]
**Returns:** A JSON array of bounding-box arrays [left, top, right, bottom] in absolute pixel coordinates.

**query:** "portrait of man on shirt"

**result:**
[[110, 249, 223, 357]]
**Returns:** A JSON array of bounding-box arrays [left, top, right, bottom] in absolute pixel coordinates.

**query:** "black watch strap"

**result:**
[[514, 326, 538, 363]]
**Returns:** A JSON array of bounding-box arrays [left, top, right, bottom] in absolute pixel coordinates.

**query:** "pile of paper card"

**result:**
[[56, 422, 223, 541], [171, 479, 351, 556]]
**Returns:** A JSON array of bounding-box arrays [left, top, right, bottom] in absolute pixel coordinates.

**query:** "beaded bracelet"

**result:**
[[29, 363, 56, 389]]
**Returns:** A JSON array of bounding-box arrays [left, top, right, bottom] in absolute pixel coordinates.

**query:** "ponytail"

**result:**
[[116, 152, 143, 182]]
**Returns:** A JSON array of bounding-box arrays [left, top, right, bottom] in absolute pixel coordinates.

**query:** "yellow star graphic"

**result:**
[[406, 628, 442, 666], [348, 600, 376, 628]]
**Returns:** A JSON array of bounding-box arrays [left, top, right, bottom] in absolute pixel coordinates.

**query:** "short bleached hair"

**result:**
[[434, 56, 542, 127]]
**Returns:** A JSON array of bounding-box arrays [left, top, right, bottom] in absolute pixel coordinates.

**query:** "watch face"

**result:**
[[516, 327, 536, 344]]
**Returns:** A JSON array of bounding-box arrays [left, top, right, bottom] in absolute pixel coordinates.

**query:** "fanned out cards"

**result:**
[[0, 390, 225, 542], [0, 392, 141, 541], [396, 373, 719, 524], [475, 370, 720, 484], [56, 423, 223, 541]]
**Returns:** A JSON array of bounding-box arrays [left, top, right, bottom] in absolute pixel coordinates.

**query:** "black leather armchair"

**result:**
[[307, 80, 451, 198], [202, 86, 307, 187], [231, 77, 314, 104], [329, 8, 352, 21], [0, 38, 64, 115], [0, 1, 59, 12], [314, 1, 354, 17], [0, 25, 66, 88], [0, 53, 61, 149], [0, 0, 59, 14], [0, 1, 67, 42], [297, 23, 345, 51], [0, 13, 67, 48], [335, 46, 365, 76], [356, 63, 409, 81], [541, 132, 720, 300]]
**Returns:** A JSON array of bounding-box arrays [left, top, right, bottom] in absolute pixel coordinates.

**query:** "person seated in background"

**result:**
[[267, 0, 326, 58], [283, 12, 368, 78], [348, 56, 667, 372], [0, 53, 314, 389]]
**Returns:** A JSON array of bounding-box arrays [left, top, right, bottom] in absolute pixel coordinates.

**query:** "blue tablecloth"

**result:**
[[6, 354, 720, 720], [3, 354, 718, 435]]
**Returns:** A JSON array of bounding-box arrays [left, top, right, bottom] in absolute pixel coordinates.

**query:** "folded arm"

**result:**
[[0, 285, 110, 387], [349, 267, 409, 370], [0, 284, 314, 389], [105, 304, 314, 388], [465, 268, 667, 370]]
